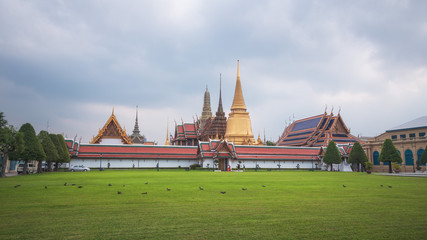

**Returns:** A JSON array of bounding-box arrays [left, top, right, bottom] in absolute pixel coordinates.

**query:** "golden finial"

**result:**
[[165, 120, 170, 145], [237, 59, 240, 78]]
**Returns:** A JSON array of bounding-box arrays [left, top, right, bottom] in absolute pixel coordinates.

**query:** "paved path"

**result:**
[[375, 172, 427, 177]]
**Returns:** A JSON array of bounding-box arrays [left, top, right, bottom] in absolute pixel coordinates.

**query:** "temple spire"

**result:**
[[200, 85, 212, 129], [130, 105, 145, 144], [133, 106, 140, 134], [224, 60, 254, 145], [217, 73, 224, 113], [165, 120, 170, 145], [230, 60, 247, 111]]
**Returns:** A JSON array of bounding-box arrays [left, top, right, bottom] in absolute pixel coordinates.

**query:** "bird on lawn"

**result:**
[[117, 191, 122, 194], [78, 186, 83, 188], [388, 186, 392, 188], [242, 188, 247, 191], [123, 184, 125, 187], [14, 185, 21, 188], [380, 185, 383, 187], [141, 192, 148, 195], [199, 187, 204, 190], [145, 182, 148, 184], [342, 185, 347, 188], [71, 184, 76, 186], [166, 188, 171, 191], [64, 182, 67, 186], [108, 184, 112, 186], [262, 185, 266, 187], [220, 191, 226, 194], [45, 186, 47, 189]]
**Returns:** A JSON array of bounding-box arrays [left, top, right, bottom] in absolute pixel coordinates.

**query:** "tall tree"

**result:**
[[57, 134, 70, 167], [18, 123, 46, 174], [50, 134, 63, 171], [420, 145, 427, 165], [378, 139, 402, 173], [323, 140, 342, 171], [348, 141, 368, 172], [0, 113, 24, 177], [38, 131, 59, 172]]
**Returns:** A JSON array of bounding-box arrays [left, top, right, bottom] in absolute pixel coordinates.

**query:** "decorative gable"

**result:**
[[90, 111, 132, 144]]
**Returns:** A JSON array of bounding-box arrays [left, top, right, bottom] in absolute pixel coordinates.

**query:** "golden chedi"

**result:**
[[224, 60, 255, 145]]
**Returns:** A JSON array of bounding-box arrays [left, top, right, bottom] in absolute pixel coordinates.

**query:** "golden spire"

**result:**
[[224, 60, 254, 145], [230, 60, 247, 111], [165, 120, 170, 145]]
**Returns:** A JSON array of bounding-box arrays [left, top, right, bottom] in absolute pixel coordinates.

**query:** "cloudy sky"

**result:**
[[1, 0, 426, 144]]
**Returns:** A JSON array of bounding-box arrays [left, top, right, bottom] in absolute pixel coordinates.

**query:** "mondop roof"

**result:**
[[386, 116, 427, 132]]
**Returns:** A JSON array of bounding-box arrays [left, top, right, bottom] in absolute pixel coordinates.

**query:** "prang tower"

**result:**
[[224, 60, 255, 145], [200, 86, 212, 129]]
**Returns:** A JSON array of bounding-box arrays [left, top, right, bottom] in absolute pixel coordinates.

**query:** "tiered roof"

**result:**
[[198, 140, 321, 161], [172, 121, 200, 145], [277, 112, 359, 147], [90, 110, 132, 144]]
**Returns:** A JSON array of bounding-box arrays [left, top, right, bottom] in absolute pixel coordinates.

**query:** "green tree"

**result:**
[[420, 145, 427, 165], [378, 139, 402, 173], [348, 141, 368, 172], [0, 113, 24, 177], [50, 134, 63, 171], [38, 131, 59, 172], [322, 140, 342, 171], [57, 134, 70, 166], [50, 134, 70, 171], [266, 141, 276, 146], [18, 123, 46, 174]]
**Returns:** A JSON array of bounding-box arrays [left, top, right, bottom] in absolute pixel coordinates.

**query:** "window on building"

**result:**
[[400, 134, 406, 139], [418, 149, 425, 166], [373, 151, 380, 165], [409, 133, 415, 138], [405, 149, 414, 166], [391, 135, 397, 140], [419, 132, 426, 138]]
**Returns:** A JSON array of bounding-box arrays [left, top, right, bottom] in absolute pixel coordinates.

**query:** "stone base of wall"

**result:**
[[373, 165, 426, 173]]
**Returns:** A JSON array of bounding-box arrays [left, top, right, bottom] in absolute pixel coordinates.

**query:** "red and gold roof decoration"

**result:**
[[90, 111, 132, 144]]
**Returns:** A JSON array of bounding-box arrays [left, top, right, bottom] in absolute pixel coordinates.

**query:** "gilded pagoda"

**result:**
[[224, 60, 255, 145]]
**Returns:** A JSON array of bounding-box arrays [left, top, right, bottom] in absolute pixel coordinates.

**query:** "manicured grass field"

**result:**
[[1, 170, 426, 239]]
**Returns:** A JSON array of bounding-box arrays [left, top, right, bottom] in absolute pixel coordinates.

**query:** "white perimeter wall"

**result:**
[[201, 159, 319, 169], [71, 159, 198, 168], [71, 158, 320, 169]]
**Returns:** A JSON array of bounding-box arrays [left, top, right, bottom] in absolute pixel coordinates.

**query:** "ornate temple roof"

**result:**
[[90, 110, 132, 144], [277, 111, 359, 147], [173, 121, 200, 142], [198, 139, 320, 161]]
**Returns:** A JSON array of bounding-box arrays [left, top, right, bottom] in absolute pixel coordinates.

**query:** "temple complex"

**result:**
[[224, 60, 255, 145], [277, 110, 359, 147], [90, 109, 132, 144]]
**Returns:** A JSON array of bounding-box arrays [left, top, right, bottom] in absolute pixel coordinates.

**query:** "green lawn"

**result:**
[[1, 170, 426, 239]]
